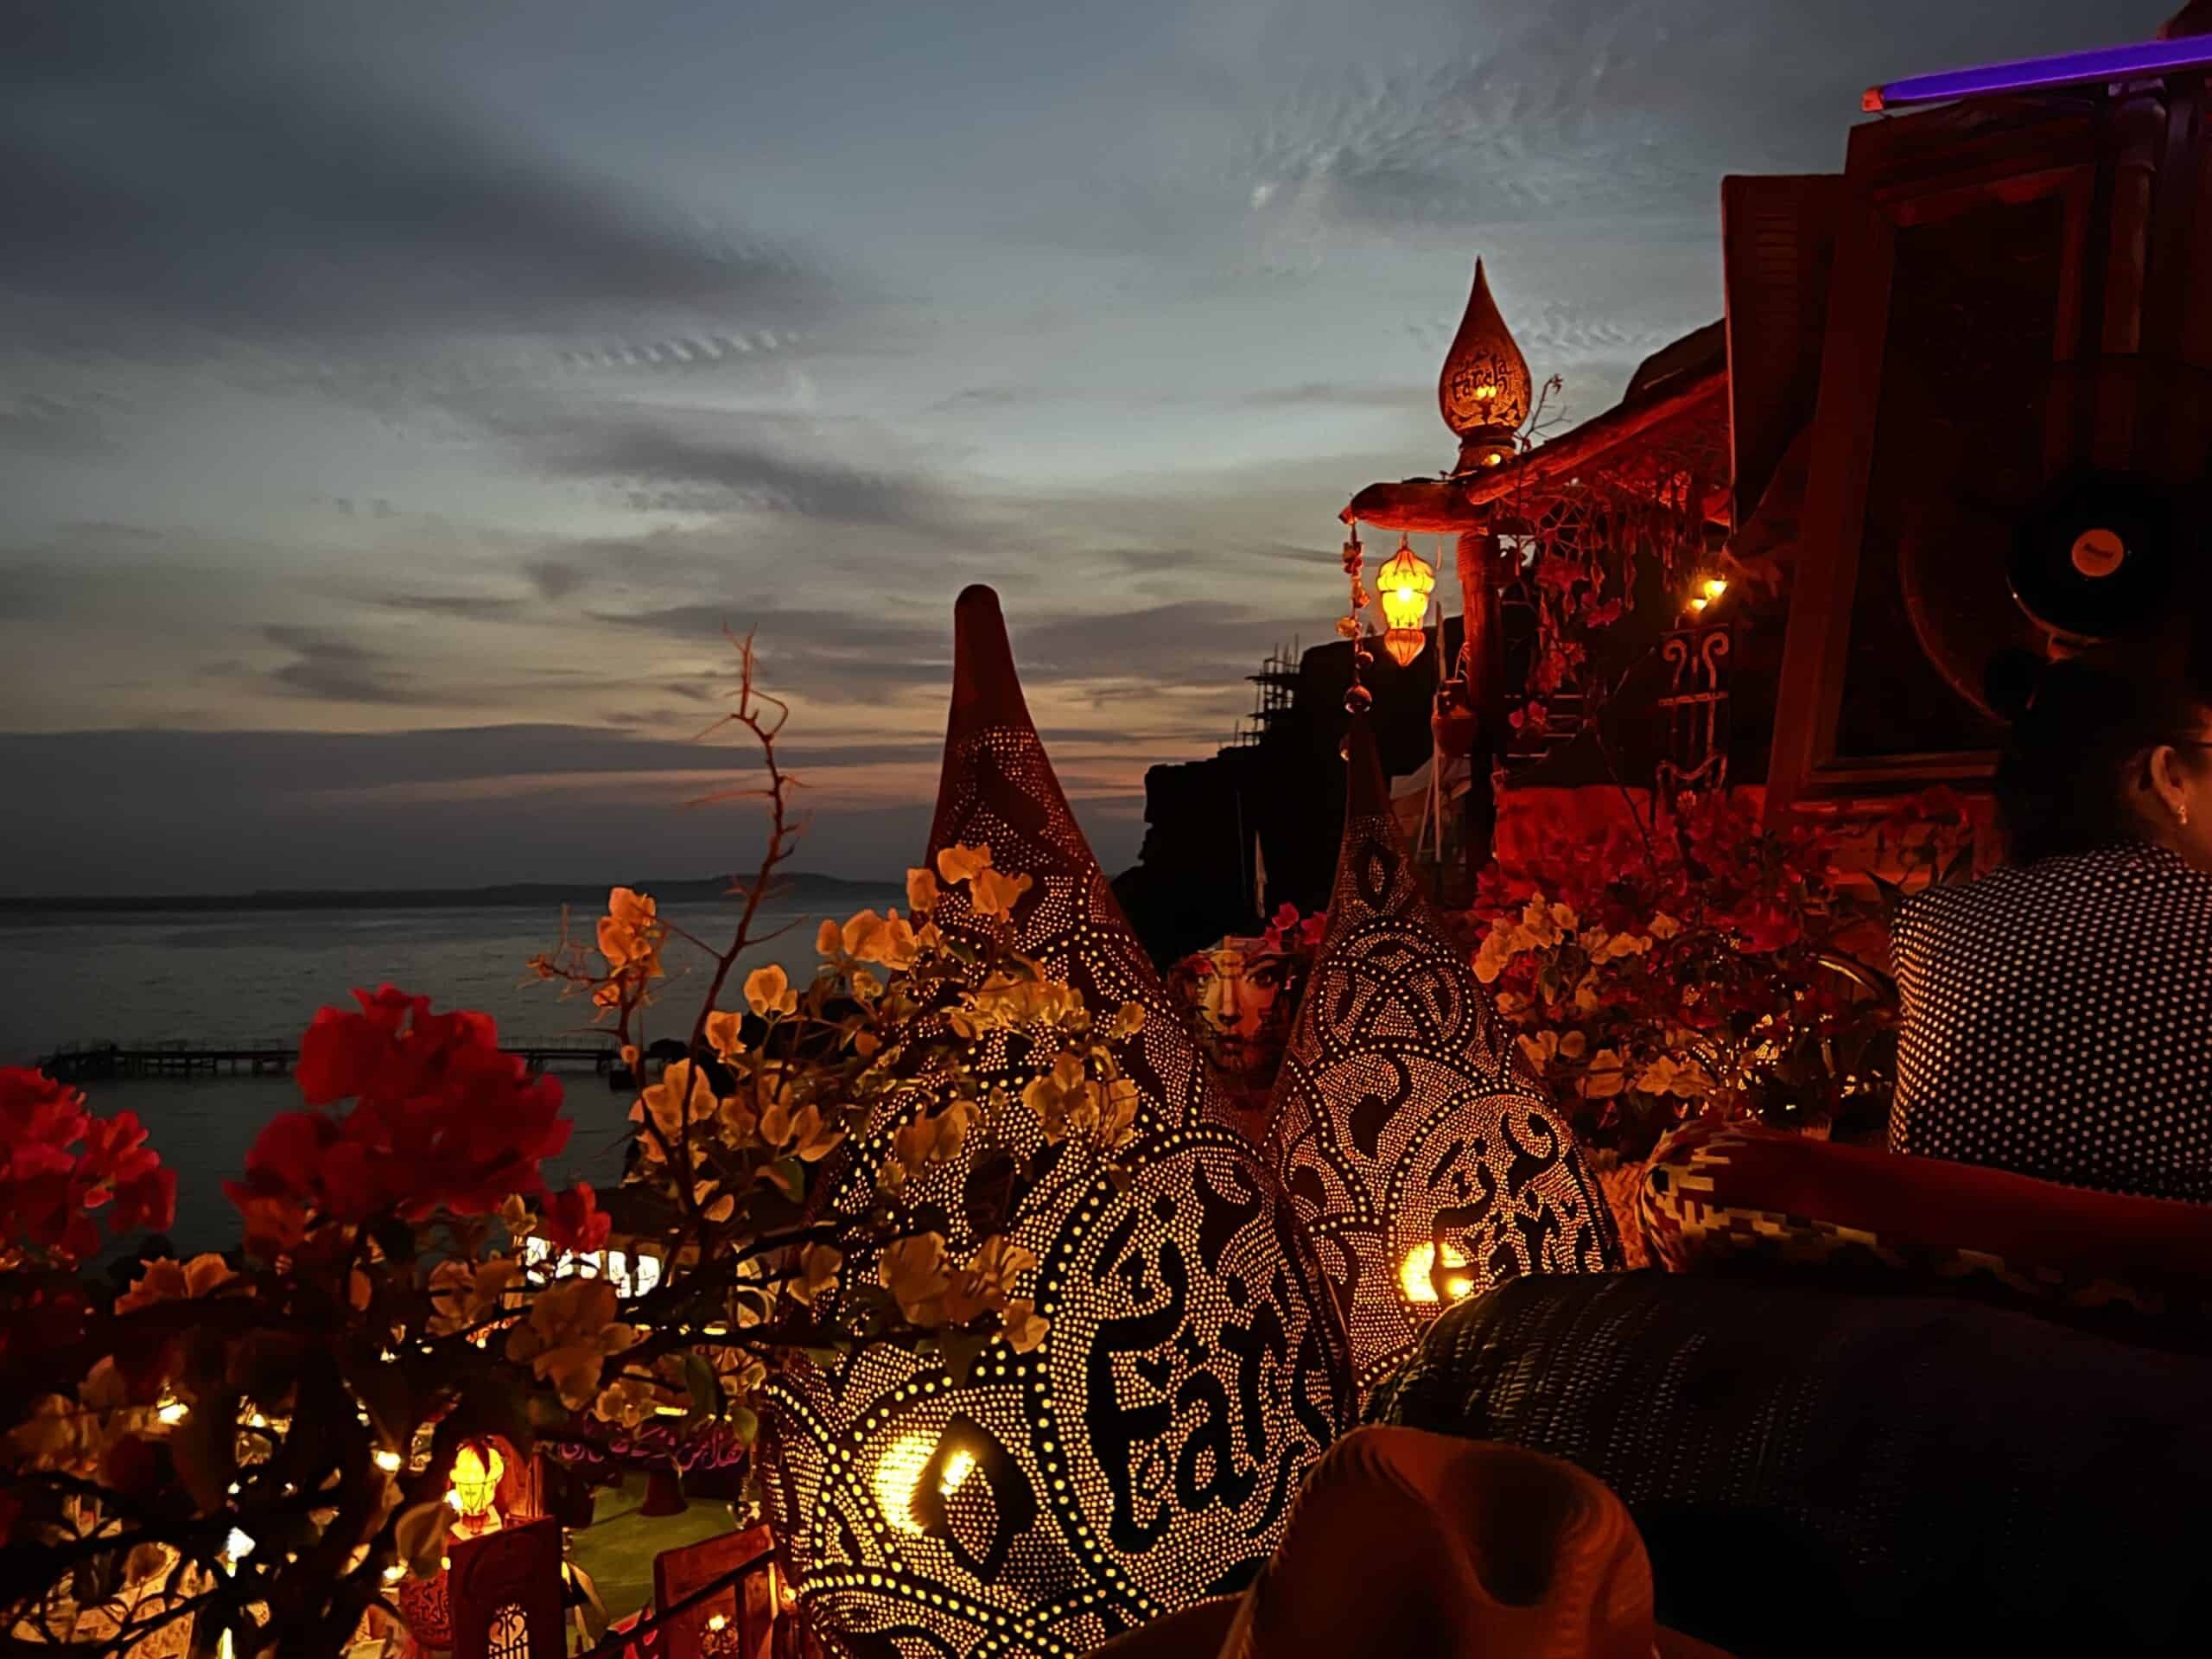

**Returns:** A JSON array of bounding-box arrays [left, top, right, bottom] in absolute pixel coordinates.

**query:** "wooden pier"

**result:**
[[37, 1043, 625, 1086]]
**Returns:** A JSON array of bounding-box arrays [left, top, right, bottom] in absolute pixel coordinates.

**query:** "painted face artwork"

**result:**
[[1169, 938, 1306, 1093]]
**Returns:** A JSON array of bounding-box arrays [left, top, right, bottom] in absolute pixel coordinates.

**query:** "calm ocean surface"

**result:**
[[0, 891, 903, 1254]]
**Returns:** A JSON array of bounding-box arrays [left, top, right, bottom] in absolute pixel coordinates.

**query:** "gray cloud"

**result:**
[[375, 593, 528, 620], [1243, 382, 1427, 410], [526, 560, 591, 602], [0, 392, 117, 456], [460, 391, 957, 531], [258, 625, 427, 706], [589, 594, 1287, 703], [0, 3, 819, 349], [1108, 0, 2175, 255]]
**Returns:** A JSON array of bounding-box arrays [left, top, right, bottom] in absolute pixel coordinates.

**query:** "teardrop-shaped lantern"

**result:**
[[1262, 721, 1619, 1395], [762, 588, 1354, 1657], [1376, 536, 1435, 668], [1438, 257, 1533, 474]]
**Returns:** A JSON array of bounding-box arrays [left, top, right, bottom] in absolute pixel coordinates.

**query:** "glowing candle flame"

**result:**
[[1398, 1241, 1474, 1306], [873, 1430, 976, 1535], [939, 1446, 976, 1498], [872, 1432, 935, 1535]]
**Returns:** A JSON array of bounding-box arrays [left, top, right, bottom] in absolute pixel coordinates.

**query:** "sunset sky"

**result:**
[[0, 0, 2172, 894]]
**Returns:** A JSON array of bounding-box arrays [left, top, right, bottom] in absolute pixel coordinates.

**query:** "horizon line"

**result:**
[[0, 869, 904, 914]]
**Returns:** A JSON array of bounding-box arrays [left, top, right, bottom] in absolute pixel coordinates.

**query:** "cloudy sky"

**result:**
[[0, 0, 2172, 894]]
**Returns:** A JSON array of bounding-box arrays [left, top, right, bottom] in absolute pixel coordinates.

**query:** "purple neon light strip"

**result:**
[[1865, 35, 2212, 111]]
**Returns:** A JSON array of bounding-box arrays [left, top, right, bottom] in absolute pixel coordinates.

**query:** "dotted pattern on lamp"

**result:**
[[1264, 805, 1621, 1395], [761, 724, 1355, 1658]]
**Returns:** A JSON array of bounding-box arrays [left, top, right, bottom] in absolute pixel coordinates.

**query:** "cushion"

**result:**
[[1368, 1272, 2212, 1656], [1639, 1116, 2212, 1344]]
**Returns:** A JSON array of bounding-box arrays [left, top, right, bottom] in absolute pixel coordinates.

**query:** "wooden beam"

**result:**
[[1341, 369, 1729, 529], [1339, 478, 1491, 531], [1458, 370, 1728, 505]]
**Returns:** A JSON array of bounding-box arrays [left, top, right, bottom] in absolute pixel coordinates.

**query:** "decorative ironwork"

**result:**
[[761, 588, 1354, 1658], [1490, 426, 1730, 780], [488, 1605, 531, 1659], [1264, 722, 1621, 1392], [1654, 623, 1733, 800]]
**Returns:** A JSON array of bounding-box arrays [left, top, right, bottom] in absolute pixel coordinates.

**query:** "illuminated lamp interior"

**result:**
[[1399, 1240, 1476, 1306]]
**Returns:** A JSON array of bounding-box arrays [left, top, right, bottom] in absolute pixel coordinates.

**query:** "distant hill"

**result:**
[[0, 871, 900, 917]]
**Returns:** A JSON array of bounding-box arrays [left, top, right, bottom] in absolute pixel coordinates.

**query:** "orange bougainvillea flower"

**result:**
[[505, 1276, 636, 1408], [114, 1252, 234, 1318], [597, 887, 664, 976], [935, 844, 993, 885], [703, 1009, 746, 1065], [878, 1235, 951, 1325], [743, 963, 799, 1018], [969, 868, 1033, 920], [906, 867, 939, 915]]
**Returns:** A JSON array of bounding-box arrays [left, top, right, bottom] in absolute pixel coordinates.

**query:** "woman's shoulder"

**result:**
[[1897, 841, 2210, 940]]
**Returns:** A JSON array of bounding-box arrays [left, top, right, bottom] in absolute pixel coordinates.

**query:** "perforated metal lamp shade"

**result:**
[[762, 587, 1354, 1658], [1263, 721, 1621, 1395]]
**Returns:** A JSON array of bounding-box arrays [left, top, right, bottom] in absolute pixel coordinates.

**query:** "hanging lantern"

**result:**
[[1438, 257, 1533, 475], [448, 1440, 507, 1530], [1262, 721, 1620, 1395], [1687, 573, 1729, 615], [1376, 536, 1436, 668], [760, 587, 1353, 1659]]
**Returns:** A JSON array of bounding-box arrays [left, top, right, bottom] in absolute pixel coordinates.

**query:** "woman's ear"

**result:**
[[2146, 744, 2194, 824]]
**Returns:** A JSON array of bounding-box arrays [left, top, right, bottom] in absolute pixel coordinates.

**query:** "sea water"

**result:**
[[0, 892, 901, 1254]]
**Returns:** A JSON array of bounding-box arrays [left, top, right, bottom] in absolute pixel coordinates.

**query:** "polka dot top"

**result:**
[[1889, 840, 2212, 1203]]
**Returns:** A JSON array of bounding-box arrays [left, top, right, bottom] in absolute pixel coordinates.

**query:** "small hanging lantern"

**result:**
[[1687, 572, 1729, 615], [1377, 535, 1436, 667], [448, 1440, 507, 1530]]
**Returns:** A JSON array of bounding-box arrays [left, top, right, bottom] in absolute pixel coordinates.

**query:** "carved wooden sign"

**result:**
[[652, 1526, 774, 1659], [448, 1521, 565, 1659]]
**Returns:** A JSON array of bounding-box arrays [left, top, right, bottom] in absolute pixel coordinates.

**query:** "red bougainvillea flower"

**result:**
[[226, 988, 570, 1230], [541, 1182, 611, 1254], [0, 1068, 175, 1266]]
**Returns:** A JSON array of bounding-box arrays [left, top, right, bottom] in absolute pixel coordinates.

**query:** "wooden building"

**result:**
[[1116, 11, 2212, 963]]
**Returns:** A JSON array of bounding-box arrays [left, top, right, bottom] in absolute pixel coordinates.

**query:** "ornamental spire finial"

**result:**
[[1438, 257, 1532, 474]]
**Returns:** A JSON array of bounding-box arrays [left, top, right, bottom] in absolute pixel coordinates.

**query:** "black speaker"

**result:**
[[2006, 467, 2182, 643]]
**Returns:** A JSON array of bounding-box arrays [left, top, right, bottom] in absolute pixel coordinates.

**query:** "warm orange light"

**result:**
[[1398, 1240, 1474, 1305], [872, 1432, 934, 1535], [448, 1440, 505, 1522], [1700, 575, 1729, 602], [1382, 628, 1427, 668], [1376, 538, 1435, 669]]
